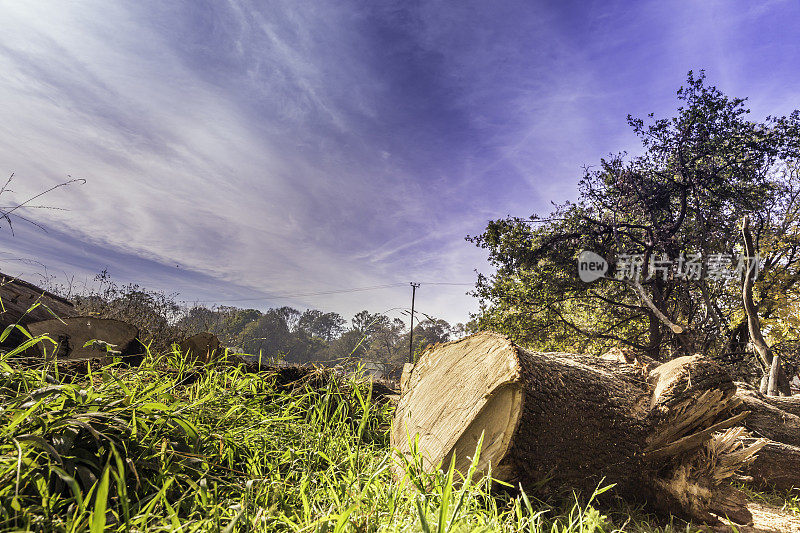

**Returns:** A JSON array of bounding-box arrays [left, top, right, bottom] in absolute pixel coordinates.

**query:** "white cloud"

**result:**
[[2, 0, 799, 325], [0, 1, 484, 322]]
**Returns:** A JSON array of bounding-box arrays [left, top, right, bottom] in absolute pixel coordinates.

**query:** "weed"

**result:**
[[0, 335, 723, 532]]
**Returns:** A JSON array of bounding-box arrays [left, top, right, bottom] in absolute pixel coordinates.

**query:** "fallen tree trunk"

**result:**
[[392, 332, 764, 525], [0, 272, 75, 327], [739, 438, 800, 492], [737, 384, 800, 418], [0, 272, 76, 351], [725, 385, 800, 492], [735, 385, 800, 447]]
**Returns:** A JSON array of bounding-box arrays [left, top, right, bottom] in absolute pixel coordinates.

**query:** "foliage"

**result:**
[[297, 309, 346, 341], [0, 337, 711, 532], [469, 71, 800, 365], [71, 271, 187, 352], [58, 273, 460, 374]]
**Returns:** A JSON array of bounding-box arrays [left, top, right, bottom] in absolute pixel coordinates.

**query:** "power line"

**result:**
[[420, 282, 474, 286], [205, 283, 406, 302]]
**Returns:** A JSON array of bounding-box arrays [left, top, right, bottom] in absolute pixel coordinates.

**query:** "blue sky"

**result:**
[[1, 0, 799, 324]]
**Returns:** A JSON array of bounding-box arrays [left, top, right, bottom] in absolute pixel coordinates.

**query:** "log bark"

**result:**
[[392, 332, 763, 525], [742, 389, 800, 419], [740, 438, 800, 492], [728, 384, 800, 492], [735, 384, 800, 447], [26, 317, 140, 361], [0, 272, 74, 327]]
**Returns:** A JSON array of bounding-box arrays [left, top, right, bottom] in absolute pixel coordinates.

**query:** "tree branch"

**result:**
[[742, 215, 790, 395]]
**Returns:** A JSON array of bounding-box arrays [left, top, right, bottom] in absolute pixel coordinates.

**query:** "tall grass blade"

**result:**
[[89, 465, 111, 533]]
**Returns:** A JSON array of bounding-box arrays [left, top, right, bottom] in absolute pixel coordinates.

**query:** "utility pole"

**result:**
[[408, 282, 420, 363]]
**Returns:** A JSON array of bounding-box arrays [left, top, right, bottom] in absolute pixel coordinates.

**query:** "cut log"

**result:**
[[392, 331, 764, 525], [740, 437, 800, 492], [0, 272, 75, 337], [26, 317, 140, 361], [735, 385, 800, 447], [178, 332, 221, 364]]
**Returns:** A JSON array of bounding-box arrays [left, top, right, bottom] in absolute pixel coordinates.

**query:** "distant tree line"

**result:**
[[177, 305, 471, 374], [64, 271, 472, 375]]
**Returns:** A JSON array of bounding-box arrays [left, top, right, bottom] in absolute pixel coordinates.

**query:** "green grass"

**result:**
[[0, 337, 715, 532], [737, 482, 800, 517]]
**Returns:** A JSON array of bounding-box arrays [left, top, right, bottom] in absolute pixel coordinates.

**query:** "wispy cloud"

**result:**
[[0, 0, 799, 322]]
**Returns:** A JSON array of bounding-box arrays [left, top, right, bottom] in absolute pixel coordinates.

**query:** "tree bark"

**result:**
[[741, 216, 791, 396], [0, 272, 74, 326], [728, 384, 800, 492], [739, 438, 800, 492], [392, 332, 763, 526], [735, 384, 800, 448]]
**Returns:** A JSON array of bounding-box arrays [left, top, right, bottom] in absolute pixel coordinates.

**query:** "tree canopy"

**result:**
[[469, 72, 800, 365]]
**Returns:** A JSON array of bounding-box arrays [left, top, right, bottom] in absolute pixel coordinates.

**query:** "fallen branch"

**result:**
[[740, 437, 800, 492], [735, 384, 800, 447]]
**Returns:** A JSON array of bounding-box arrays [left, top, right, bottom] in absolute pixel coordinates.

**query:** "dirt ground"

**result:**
[[717, 499, 800, 533]]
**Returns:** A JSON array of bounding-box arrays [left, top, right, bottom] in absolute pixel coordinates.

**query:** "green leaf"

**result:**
[[90, 465, 111, 533], [416, 497, 431, 533], [438, 453, 456, 533], [333, 504, 357, 533]]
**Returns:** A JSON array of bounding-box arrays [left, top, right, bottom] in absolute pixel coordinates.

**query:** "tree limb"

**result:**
[[627, 280, 685, 334], [742, 215, 790, 395], [741, 215, 772, 370]]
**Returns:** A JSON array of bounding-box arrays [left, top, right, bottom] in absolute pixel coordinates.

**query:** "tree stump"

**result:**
[[392, 331, 764, 525]]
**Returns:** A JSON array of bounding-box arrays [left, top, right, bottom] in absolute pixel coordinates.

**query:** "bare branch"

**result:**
[[628, 280, 685, 335], [741, 215, 772, 369], [0, 174, 85, 234], [742, 215, 790, 395]]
